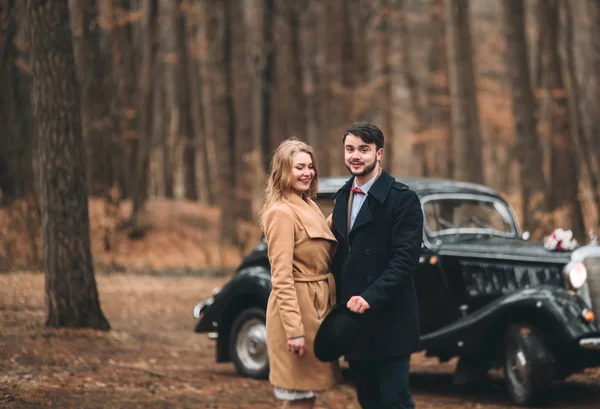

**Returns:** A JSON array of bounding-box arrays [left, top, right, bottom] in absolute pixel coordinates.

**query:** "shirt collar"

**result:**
[[353, 169, 380, 195]]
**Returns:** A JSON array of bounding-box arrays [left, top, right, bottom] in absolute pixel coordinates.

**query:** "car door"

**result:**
[[414, 245, 462, 336]]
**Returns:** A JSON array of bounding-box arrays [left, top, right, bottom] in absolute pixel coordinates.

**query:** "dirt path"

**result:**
[[2, 272, 600, 408]]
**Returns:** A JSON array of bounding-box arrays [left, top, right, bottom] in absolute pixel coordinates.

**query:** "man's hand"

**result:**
[[326, 213, 333, 229], [347, 296, 370, 314], [287, 336, 306, 357]]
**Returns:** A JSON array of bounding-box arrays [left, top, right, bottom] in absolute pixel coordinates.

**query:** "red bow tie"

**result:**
[[351, 187, 366, 195]]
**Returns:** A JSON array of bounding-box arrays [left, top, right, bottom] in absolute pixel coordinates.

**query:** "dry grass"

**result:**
[[0, 197, 252, 274]]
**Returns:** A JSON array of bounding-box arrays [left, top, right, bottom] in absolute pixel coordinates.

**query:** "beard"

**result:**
[[345, 157, 377, 177]]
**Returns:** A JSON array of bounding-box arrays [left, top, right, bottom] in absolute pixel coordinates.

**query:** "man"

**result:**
[[329, 121, 424, 409]]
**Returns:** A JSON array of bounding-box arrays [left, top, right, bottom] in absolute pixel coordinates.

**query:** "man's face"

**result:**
[[344, 133, 382, 177]]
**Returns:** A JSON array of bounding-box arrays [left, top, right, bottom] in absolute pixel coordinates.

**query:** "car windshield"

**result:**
[[423, 195, 516, 238]]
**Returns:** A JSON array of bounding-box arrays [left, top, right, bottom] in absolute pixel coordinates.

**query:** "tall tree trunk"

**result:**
[[161, 0, 196, 200], [68, 0, 113, 196], [380, 0, 394, 174], [287, 5, 308, 142], [209, 0, 237, 247], [299, 1, 319, 160], [562, 0, 600, 231], [242, 0, 272, 215], [364, 1, 385, 152], [229, 0, 252, 224], [321, 0, 346, 175], [502, 0, 547, 235], [538, 0, 585, 239], [185, 16, 210, 205], [149, 65, 166, 197], [129, 0, 156, 234], [274, 1, 306, 144], [197, 1, 219, 205], [27, 0, 109, 330], [445, 0, 484, 184], [397, 0, 425, 176], [428, 0, 452, 178], [0, 0, 19, 200], [101, 0, 138, 199], [587, 0, 600, 167], [261, 0, 275, 171]]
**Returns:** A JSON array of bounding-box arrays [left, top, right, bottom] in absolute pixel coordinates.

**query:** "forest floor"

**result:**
[[1, 198, 600, 408], [2, 273, 600, 409]]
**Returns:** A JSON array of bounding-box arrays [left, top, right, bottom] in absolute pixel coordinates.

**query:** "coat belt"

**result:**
[[293, 273, 336, 308]]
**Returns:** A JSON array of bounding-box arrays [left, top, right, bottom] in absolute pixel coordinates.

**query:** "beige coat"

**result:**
[[263, 193, 340, 391]]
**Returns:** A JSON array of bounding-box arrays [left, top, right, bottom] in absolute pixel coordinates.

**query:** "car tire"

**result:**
[[504, 324, 555, 406], [229, 307, 269, 379]]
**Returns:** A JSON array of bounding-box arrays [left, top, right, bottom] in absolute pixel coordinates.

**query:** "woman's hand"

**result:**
[[287, 336, 306, 357]]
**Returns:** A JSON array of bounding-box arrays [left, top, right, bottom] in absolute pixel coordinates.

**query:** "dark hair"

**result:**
[[342, 121, 384, 150]]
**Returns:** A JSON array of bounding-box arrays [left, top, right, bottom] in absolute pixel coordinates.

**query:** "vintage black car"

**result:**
[[193, 176, 600, 406]]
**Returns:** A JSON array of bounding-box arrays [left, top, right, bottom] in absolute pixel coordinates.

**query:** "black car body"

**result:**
[[194, 177, 600, 406]]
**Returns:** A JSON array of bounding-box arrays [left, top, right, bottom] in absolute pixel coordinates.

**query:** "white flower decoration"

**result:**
[[544, 228, 578, 251]]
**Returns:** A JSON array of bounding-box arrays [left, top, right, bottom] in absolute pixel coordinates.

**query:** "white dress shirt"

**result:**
[[350, 171, 379, 229]]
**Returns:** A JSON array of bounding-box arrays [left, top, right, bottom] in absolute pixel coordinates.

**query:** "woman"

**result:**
[[260, 138, 340, 408]]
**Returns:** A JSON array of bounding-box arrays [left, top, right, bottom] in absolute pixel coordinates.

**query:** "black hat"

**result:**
[[314, 303, 362, 362]]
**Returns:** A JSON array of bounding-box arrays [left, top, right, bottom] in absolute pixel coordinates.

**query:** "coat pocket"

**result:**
[[313, 287, 322, 322]]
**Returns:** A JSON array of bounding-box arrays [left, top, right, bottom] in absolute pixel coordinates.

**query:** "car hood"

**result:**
[[436, 236, 572, 264]]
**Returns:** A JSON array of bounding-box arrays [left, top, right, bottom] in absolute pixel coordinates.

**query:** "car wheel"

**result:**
[[504, 324, 555, 406], [229, 307, 269, 379]]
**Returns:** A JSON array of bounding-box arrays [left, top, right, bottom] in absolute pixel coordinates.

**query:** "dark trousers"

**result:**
[[349, 356, 414, 409]]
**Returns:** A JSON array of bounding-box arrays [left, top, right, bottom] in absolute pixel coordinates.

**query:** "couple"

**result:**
[[261, 121, 424, 409]]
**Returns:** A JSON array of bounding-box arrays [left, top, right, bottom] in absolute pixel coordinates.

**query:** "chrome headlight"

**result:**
[[193, 298, 214, 319], [563, 261, 587, 289]]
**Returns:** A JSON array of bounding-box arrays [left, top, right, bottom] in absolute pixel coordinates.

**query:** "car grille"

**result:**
[[459, 259, 563, 297], [585, 257, 600, 316]]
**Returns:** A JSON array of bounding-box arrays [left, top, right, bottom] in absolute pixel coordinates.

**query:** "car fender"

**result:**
[[194, 265, 271, 334], [420, 285, 600, 356]]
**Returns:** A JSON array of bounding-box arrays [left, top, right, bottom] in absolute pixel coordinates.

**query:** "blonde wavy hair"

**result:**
[[259, 138, 319, 229]]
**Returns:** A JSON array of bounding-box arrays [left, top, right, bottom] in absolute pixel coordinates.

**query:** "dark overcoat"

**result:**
[[330, 170, 424, 360]]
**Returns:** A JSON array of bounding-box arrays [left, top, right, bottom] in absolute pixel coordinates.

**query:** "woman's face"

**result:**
[[290, 151, 315, 195]]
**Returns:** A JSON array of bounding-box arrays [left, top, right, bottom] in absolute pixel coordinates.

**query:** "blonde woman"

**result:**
[[260, 138, 340, 408]]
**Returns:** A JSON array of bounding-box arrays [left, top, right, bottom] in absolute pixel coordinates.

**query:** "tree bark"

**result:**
[[538, 0, 585, 239], [185, 11, 210, 204], [364, 0, 385, 150], [380, 0, 394, 174], [502, 0, 547, 235], [27, 0, 109, 330], [587, 0, 600, 166], [427, 0, 452, 178], [445, 0, 484, 184], [321, 0, 346, 175], [397, 0, 425, 176], [129, 0, 157, 234], [562, 0, 600, 231], [101, 0, 138, 199], [299, 1, 320, 161], [161, 0, 196, 200], [197, 1, 219, 205], [208, 0, 237, 247], [0, 0, 19, 200], [242, 0, 269, 215], [149, 64, 167, 198], [68, 0, 113, 196]]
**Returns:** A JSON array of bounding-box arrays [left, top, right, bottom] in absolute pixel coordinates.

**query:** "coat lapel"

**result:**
[[287, 194, 337, 242], [349, 199, 373, 234], [348, 171, 395, 237]]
